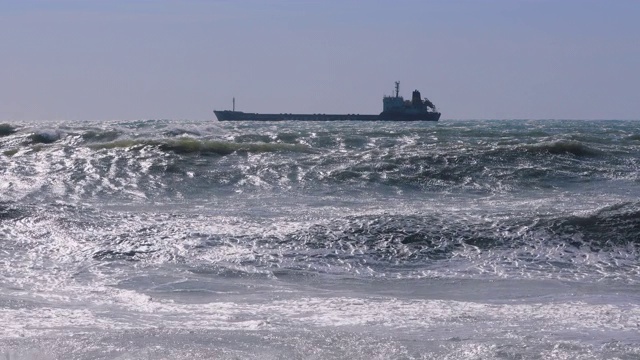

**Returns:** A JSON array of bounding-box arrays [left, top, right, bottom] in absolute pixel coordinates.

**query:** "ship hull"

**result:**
[[214, 111, 440, 122]]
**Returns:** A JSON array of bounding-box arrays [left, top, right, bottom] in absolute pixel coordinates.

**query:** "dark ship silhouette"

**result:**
[[214, 82, 440, 121]]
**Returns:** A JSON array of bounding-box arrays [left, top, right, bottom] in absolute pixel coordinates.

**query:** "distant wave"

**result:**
[[162, 128, 202, 137], [89, 138, 314, 155], [82, 129, 123, 143], [1, 120, 637, 203], [0, 124, 17, 137], [524, 140, 601, 157]]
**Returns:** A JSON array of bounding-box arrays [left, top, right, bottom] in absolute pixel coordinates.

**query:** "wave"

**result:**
[[285, 202, 640, 256], [1, 120, 637, 202], [78, 201, 640, 266], [88, 138, 314, 155], [2, 147, 20, 156], [2, 199, 638, 284], [523, 140, 601, 157], [0, 202, 24, 221], [0, 124, 17, 137], [159, 138, 313, 155], [299, 148, 617, 193], [29, 130, 62, 144], [543, 202, 640, 247], [82, 129, 123, 143]]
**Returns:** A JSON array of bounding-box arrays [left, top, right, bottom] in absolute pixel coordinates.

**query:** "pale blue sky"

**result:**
[[1, 0, 639, 120]]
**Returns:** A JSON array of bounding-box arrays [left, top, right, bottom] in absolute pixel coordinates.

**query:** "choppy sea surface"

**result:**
[[0, 119, 639, 359]]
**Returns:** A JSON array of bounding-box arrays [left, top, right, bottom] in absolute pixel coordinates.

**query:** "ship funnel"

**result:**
[[412, 90, 422, 107]]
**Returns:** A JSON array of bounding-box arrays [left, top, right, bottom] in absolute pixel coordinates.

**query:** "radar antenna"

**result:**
[[394, 81, 400, 98]]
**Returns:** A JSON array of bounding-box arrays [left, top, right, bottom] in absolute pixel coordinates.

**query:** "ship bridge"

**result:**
[[383, 81, 405, 112]]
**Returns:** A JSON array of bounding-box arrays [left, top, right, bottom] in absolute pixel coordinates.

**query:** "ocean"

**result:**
[[0, 119, 639, 359]]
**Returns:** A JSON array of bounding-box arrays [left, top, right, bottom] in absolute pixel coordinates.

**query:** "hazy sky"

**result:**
[[1, 0, 639, 120]]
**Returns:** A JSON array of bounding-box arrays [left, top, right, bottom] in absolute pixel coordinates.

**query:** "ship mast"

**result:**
[[395, 81, 400, 98], [233, 97, 235, 111]]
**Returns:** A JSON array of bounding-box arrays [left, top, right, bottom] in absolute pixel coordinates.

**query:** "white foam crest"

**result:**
[[1, 292, 638, 340]]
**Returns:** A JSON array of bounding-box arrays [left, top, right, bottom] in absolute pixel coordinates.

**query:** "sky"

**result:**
[[1, 0, 639, 121]]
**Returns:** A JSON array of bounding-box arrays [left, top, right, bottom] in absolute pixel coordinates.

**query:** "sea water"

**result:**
[[0, 119, 639, 359]]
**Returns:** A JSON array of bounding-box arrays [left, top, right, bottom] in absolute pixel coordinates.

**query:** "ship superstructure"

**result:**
[[214, 82, 440, 121], [380, 81, 439, 120]]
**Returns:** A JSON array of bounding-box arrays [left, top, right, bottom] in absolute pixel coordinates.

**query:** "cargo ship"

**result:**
[[214, 82, 440, 121]]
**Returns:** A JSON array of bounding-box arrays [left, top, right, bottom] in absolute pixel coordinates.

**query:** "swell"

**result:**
[[1, 141, 636, 202], [88, 138, 313, 155], [298, 139, 633, 192], [540, 202, 640, 247], [1, 120, 638, 201], [281, 201, 640, 257], [521, 140, 601, 157], [1, 199, 638, 285]]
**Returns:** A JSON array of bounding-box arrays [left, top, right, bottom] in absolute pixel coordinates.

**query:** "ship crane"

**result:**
[[424, 98, 435, 110]]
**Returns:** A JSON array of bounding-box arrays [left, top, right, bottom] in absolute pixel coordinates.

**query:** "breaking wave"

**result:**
[[29, 130, 62, 144]]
